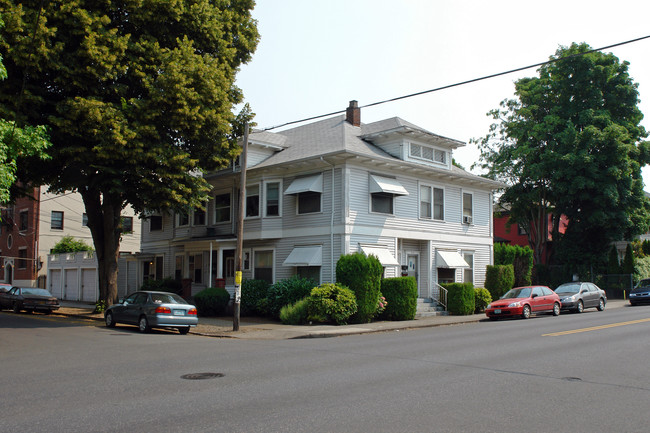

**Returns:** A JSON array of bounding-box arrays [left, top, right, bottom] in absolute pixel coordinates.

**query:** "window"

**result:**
[[121, 216, 133, 233], [189, 254, 203, 283], [463, 192, 473, 222], [82, 213, 88, 227], [410, 143, 446, 165], [246, 185, 260, 217], [420, 185, 444, 220], [19, 210, 28, 231], [265, 181, 280, 217], [51, 211, 64, 230], [214, 193, 231, 222], [18, 248, 27, 270], [297, 266, 320, 284], [297, 191, 321, 214], [254, 250, 273, 284], [371, 192, 393, 214], [177, 210, 189, 227], [149, 215, 162, 231], [463, 252, 474, 284], [517, 224, 527, 235], [193, 206, 206, 226]]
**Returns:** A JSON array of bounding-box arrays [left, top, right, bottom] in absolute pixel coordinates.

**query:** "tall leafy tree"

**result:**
[[0, 1, 259, 304], [0, 17, 50, 204], [475, 43, 650, 271]]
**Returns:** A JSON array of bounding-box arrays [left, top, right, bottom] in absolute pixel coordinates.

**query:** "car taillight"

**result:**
[[188, 308, 197, 315], [155, 306, 171, 314]]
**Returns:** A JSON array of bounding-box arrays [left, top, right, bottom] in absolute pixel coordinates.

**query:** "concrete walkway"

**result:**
[[53, 299, 629, 340]]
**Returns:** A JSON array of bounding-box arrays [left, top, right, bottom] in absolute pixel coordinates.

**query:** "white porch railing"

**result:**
[[431, 282, 448, 311]]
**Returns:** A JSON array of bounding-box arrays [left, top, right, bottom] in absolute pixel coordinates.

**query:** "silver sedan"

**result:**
[[554, 282, 607, 313], [104, 291, 198, 334]]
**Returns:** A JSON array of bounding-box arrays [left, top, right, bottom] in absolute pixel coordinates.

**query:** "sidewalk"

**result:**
[[54, 299, 629, 340]]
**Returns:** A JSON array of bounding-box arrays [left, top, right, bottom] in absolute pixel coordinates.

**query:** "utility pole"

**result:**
[[233, 122, 248, 331]]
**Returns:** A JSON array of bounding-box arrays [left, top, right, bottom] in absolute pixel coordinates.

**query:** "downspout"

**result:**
[[321, 157, 335, 282]]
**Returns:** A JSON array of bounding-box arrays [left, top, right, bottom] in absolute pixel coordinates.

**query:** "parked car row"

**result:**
[[485, 282, 607, 320]]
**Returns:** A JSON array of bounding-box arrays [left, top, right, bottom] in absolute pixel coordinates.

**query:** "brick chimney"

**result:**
[[345, 100, 360, 126]]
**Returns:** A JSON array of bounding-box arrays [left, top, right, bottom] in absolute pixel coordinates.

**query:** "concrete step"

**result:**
[[415, 298, 447, 317]]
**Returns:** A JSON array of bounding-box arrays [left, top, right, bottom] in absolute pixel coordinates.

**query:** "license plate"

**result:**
[[494, 309, 501, 314], [173, 310, 184, 316]]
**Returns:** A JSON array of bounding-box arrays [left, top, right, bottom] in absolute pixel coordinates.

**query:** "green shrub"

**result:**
[[193, 287, 231, 317], [380, 277, 418, 321], [307, 283, 357, 325], [266, 276, 316, 319], [494, 243, 533, 286], [241, 279, 270, 316], [279, 298, 310, 325], [484, 264, 515, 300], [474, 287, 492, 314], [444, 282, 475, 315], [51, 235, 93, 254], [139, 277, 183, 296], [623, 243, 635, 275], [336, 252, 382, 323]]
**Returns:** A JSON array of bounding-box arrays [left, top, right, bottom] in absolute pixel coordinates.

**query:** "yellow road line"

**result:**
[[543, 318, 650, 337]]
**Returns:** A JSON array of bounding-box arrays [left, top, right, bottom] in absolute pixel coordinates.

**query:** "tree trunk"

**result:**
[[80, 189, 123, 306]]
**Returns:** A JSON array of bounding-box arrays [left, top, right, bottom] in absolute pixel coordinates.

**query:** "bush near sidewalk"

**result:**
[[443, 282, 475, 315], [380, 277, 417, 321], [336, 252, 382, 324], [194, 287, 230, 316]]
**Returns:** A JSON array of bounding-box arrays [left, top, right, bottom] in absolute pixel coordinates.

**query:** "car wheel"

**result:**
[[575, 300, 584, 314], [12, 302, 21, 314], [521, 304, 531, 319], [597, 298, 605, 311], [105, 311, 116, 328], [553, 302, 560, 316], [178, 327, 190, 335], [138, 316, 150, 333]]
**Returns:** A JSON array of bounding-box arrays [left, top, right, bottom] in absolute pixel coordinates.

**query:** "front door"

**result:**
[[407, 254, 418, 285]]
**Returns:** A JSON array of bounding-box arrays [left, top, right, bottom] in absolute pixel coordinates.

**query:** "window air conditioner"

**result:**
[[463, 215, 472, 224]]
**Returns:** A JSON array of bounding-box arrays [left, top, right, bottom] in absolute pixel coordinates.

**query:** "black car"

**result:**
[[0, 287, 60, 314], [554, 282, 607, 313], [629, 279, 650, 305]]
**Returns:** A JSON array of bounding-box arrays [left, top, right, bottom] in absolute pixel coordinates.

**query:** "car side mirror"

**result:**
[[531, 293, 538, 298]]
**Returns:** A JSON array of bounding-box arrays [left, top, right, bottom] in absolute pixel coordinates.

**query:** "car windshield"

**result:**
[[634, 279, 650, 290], [150, 293, 188, 305], [22, 288, 53, 296], [555, 283, 580, 294], [502, 287, 531, 299]]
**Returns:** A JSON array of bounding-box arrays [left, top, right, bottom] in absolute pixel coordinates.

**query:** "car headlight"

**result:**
[[508, 302, 521, 308], [486, 304, 492, 309]]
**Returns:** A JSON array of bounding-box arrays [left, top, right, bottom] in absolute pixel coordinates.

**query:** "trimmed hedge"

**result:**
[[307, 283, 357, 325], [241, 279, 270, 316], [193, 287, 231, 316], [336, 252, 382, 323], [485, 264, 515, 300], [444, 282, 475, 315], [474, 287, 492, 314], [266, 276, 316, 319], [380, 277, 418, 321], [494, 243, 533, 287]]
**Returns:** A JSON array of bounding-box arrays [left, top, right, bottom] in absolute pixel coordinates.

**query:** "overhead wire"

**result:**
[[261, 34, 650, 131]]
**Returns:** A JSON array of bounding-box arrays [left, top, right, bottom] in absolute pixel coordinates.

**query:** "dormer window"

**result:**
[[410, 143, 446, 165]]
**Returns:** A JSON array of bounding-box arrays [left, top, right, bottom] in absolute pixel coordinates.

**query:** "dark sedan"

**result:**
[[554, 282, 606, 313], [629, 279, 650, 305], [104, 291, 198, 334], [0, 287, 60, 314]]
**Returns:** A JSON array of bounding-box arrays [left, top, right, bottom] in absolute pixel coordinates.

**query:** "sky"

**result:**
[[235, 0, 650, 186]]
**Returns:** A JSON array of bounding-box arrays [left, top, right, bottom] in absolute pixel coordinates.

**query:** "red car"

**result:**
[[485, 286, 561, 320]]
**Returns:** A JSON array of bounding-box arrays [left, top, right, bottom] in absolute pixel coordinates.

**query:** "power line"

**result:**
[[262, 34, 650, 131]]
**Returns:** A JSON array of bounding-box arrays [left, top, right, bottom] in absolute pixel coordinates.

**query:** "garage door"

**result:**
[[50, 269, 62, 299], [64, 269, 79, 301], [81, 269, 97, 302]]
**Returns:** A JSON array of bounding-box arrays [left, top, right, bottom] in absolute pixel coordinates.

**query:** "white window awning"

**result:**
[[283, 246, 322, 266], [284, 174, 323, 195], [361, 246, 400, 266], [436, 251, 469, 268], [369, 175, 409, 196]]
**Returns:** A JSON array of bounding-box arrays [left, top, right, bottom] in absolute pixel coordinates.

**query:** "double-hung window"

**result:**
[[214, 193, 231, 223], [245, 185, 260, 218], [369, 175, 408, 215], [264, 181, 281, 217], [462, 192, 473, 224], [193, 205, 206, 226], [463, 252, 474, 284], [420, 185, 444, 220], [51, 211, 64, 230]]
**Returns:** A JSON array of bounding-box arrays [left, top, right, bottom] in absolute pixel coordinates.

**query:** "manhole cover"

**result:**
[[181, 372, 224, 380], [562, 377, 582, 382]]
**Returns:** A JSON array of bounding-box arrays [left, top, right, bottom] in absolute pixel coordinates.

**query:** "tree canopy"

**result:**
[[475, 43, 650, 271], [0, 1, 259, 304]]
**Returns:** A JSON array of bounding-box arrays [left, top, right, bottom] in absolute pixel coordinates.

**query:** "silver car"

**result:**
[[104, 291, 198, 334], [554, 282, 607, 313]]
